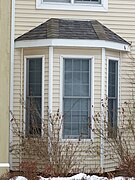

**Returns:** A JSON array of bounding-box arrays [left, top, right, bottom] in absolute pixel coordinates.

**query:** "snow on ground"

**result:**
[[10, 173, 135, 180]]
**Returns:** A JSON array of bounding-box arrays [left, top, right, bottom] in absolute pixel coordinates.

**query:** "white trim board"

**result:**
[[15, 39, 130, 52], [36, 0, 108, 11], [0, 163, 10, 168]]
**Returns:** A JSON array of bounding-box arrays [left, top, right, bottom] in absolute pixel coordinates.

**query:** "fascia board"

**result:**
[[15, 39, 130, 52]]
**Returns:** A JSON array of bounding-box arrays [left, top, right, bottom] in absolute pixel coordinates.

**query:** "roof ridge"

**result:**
[[91, 20, 109, 41]]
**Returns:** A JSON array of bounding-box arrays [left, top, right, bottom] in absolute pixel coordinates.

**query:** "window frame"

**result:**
[[107, 57, 119, 137], [60, 55, 94, 140], [36, 0, 108, 12], [24, 55, 45, 137]]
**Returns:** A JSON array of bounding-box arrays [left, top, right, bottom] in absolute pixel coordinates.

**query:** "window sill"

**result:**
[[36, 1, 108, 12]]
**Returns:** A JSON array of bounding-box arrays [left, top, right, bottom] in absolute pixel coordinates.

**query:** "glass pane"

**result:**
[[43, 0, 71, 2], [36, 59, 42, 70], [35, 84, 42, 96], [81, 85, 89, 96], [26, 58, 42, 137], [108, 85, 115, 97], [72, 123, 79, 135], [82, 72, 89, 84], [65, 84, 72, 96], [65, 72, 72, 83], [64, 98, 71, 110], [29, 59, 36, 71], [63, 123, 71, 137], [29, 84, 36, 96], [65, 59, 72, 71], [82, 60, 89, 71], [73, 59, 81, 71], [72, 99, 81, 111], [63, 58, 91, 139], [109, 73, 115, 86], [73, 72, 80, 83], [36, 72, 42, 83], [108, 60, 118, 98], [73, 84, 80, 96], [26, 97, 42, 136], [81, 99, 88, 111], [29, 72, 35, 83], [81, 114, 88, 123], [75, 0, 100, 3]]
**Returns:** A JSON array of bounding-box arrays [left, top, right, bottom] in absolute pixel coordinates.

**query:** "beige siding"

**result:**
[[0, 0, 11, 175]]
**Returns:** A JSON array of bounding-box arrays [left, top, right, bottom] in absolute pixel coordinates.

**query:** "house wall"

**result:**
[[13, 47, 102, 171], [0, 0, 11, 175], [13, 0, 135, 173], [13, 46, 130, 172]]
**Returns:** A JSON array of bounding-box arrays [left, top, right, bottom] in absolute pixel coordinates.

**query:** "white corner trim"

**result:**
[[15, 39, 130, 52], [10, 0, 15, 170], [60, 55, 64, 116], [0, 163, 10, 168], [48, 47, 53, 114], [90, 57, 94, 141], [100, 48, 105, 172], [36, 0, 108, 12]]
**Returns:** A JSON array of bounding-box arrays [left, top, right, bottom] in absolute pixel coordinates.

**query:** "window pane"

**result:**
[[82, 60, 89, 71], [82, 72, 89, 84], [81, 85, 89, 96], [73, 72, 80, 83], [26, 58, 42, 137], [43, 0, 71, 3], [65, 84, 72, 96], [108, 60, 118, 137], [74, 0, 101, 4], [65, 72, 72, 83], [73, 59, 81, 71], [63, 58, 91, 139], [26, 97, 42, 136], [65, 59, 72, 71]]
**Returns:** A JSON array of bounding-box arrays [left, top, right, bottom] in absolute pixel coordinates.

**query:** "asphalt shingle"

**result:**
[[15, 18, 129, 45]]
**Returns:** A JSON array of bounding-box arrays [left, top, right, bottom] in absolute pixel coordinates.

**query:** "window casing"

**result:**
[[108, 60, 118, 137], [25, 57, 43, 137], [63, 58, 91, 139], [36, 0, 108, 11]]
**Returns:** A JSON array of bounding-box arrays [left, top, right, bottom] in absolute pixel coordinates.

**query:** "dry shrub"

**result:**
[[93, 99, 135, 175], [118, 155, 135, 177], [10, 106, 80, 177]]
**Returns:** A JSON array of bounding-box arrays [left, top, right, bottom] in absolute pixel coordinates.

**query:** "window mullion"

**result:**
[[71, 0, 74, 4]]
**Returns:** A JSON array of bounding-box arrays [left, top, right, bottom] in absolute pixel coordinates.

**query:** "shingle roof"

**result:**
[[15, 18, 129, 45]]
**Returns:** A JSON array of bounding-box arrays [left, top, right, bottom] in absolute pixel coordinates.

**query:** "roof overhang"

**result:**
[[15, 39, 130, 52]]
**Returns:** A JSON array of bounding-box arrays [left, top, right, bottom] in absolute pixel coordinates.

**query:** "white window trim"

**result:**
[[24, 55, 45, 137], [60, 55, 94, 141], [36, 0, 108, 11]]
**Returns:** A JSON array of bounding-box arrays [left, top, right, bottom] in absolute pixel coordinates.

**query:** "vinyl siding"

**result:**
[[0, 0, 11, 175], [13, 47, 102, 171]]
